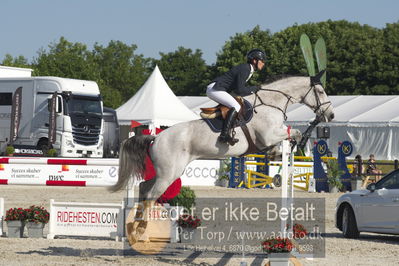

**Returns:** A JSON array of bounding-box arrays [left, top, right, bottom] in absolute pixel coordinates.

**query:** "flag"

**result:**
[[9, 87, 22, 143], [130, 120, 142, 128], [48, 92, 57, 144]]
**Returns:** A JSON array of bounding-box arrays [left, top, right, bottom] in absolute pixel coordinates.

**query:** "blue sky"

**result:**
[[1, 0, 398, 64]]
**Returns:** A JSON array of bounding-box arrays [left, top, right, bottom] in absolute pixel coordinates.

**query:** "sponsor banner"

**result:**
[[48, 200, 124, 239], [180, 160, 220, 186], [0, 163, 118, 185]]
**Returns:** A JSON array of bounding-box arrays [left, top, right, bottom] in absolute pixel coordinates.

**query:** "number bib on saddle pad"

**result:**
[[202, 99, 254, 132]]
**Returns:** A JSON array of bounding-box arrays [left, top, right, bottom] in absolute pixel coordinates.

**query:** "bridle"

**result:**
[[301, 80, 332, 117], [252, 82, 332, 121], [252, 89, 293, 120]]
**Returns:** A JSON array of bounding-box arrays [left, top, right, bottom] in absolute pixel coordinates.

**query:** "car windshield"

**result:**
[[67, 96, 102, 115], [376, 170, 399, 190]]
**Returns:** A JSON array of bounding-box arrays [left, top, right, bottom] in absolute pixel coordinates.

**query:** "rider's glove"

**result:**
[[252, 86, 261, 93]]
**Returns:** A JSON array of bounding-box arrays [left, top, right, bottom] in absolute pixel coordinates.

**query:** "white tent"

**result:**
[[116, 65, 198, 129], [179, 96, 217, 115], [286, 95, 399, 160], [178, 95, 399, 160]]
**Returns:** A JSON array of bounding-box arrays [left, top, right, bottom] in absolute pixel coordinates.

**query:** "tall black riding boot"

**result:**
[[218, 108, 239, 145]]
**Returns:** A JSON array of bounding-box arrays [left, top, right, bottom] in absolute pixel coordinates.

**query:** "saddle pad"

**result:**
[[203, 99, 253, 133]]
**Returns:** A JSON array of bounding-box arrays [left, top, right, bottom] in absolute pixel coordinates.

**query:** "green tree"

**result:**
[[2, 54, 30, 68], [31, 37, 152, 108], [156, 47, 209, 95], [270, 20, 391, 95], [216, 21, 399, 96], [381, 22, 399, 94], [92, 40, 152, 106], [3, 19, 398, 107], [33, 37, 99, 81], [215, 26, 272, 83]]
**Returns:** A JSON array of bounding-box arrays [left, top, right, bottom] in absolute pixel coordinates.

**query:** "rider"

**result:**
[[206, 48, 266, 144]]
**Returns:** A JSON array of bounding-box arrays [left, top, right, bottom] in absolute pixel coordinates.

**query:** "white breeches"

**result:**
[[206, 83, 241, 112]]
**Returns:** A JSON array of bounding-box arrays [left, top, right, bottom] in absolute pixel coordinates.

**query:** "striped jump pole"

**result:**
[[0, 157, 118, 187], [0, 157, 118, 166]]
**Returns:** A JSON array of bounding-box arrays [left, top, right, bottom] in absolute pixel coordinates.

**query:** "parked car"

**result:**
[[336, 169, 399, 238]]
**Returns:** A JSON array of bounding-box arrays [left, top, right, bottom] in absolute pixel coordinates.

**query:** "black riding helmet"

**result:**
[[247, 49, 266, 63]]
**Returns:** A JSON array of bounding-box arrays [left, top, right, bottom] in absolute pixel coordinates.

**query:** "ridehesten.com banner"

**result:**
[[48, 200, 124, 239]]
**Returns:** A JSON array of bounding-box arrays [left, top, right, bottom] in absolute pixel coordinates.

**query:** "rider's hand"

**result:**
[[252, 86, 261, 93]]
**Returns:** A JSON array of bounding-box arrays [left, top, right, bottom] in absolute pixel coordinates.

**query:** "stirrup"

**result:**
[[218, 135, 238, 145], [228, 130, 239, 145], [227, 137, 239, 146], [218, 131, 239, 145]]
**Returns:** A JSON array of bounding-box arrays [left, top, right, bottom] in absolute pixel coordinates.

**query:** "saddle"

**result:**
[[200, 97, 258, 155], [200, 96, 245, 119]]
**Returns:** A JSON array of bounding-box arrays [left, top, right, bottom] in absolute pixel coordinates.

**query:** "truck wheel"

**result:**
[[37, 140, 50, 156], [342, 205, 360, 238]]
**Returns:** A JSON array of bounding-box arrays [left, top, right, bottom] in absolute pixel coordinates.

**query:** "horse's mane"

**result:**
[[262, 74, 303, 85]]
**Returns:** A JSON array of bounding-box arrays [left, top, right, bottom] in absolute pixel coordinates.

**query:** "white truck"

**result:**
[[0, 74, 104, 157]]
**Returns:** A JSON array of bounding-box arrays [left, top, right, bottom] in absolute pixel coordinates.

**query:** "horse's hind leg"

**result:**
[[128, 141, 191, 245], [127, 179, 156, 245], [127, 199, 155, 245], [139, 178, 157, 202]]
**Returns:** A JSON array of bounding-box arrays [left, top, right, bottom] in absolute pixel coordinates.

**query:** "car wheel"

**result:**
[[342, 205, 360, 239]]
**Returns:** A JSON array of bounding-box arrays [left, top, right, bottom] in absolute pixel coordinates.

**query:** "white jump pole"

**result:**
[[280, 140, 294, 238], [126, 178, 135, 207]]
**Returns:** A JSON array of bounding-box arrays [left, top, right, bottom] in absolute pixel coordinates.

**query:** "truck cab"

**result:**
[[0, 76, 104, 157]]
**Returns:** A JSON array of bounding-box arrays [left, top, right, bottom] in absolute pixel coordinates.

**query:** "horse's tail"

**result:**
[[109, 135, 155, 192]]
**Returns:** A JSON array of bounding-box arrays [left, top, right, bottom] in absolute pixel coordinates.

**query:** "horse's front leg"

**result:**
[[261, 127, 301, 147], [288, 128, 302, 143]]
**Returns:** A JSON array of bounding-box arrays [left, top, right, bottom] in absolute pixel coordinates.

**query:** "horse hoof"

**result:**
[[126, 220, 148, 246], [137, 227, 145, 235], [137, 221, 148, 234], [127, 233, 138, 245]]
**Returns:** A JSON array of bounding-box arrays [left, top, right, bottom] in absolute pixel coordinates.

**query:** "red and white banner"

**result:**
[[0, 157, 222, 187], [0, 157, 118, 187]]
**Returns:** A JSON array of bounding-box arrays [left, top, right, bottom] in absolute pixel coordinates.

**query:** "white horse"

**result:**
[[110, 75, 334, 244]]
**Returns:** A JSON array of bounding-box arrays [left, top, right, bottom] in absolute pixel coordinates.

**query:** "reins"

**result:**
[[253, 89, 294, 120], [252, 83, 332, 121]]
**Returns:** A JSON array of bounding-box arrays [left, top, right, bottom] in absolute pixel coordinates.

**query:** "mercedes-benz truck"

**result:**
[[0, 76, 104, 157]]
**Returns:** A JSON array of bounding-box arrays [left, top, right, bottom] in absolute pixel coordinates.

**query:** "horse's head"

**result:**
[[301, 83, 334, 122]]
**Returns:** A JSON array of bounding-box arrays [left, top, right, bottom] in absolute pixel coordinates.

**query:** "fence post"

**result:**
[[395, 159, 398, 170]]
